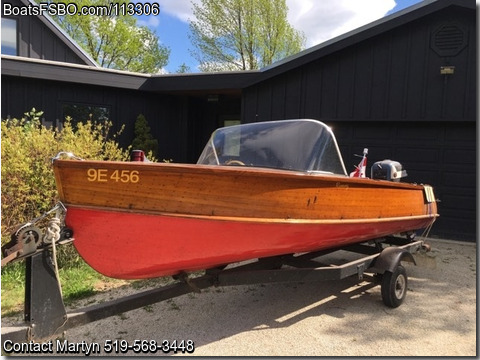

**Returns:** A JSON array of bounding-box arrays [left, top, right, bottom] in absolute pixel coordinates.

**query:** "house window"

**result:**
[[1, 18, 18, 56], [61, 103, 110, 126]]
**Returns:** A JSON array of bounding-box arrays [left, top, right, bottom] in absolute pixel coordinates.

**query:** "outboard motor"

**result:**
[[371, 160, 407, 182]]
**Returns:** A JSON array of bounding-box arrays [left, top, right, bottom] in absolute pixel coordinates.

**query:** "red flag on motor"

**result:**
[[349, 148, 368, 178]]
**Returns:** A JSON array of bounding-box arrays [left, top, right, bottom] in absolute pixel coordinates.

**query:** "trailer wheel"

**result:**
[[381, 265, 407, 308]]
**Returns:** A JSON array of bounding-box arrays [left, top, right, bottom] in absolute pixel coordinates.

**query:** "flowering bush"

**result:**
[[1, 109, 130, 247]]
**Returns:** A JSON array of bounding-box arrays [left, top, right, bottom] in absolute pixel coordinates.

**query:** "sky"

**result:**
[[136, 0, 423, 74]]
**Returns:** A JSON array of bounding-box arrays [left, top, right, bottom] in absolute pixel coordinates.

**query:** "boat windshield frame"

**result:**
[[197, 119, 348, 176]]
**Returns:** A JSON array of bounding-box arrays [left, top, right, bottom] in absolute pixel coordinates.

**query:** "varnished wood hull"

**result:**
[[53, 160, 438, 279]]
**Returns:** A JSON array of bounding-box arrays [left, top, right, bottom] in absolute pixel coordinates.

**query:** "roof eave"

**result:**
[[1, 55, 148, 89]]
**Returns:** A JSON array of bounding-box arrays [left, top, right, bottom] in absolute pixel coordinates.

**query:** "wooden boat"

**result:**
[[52, 119, 438, 279]]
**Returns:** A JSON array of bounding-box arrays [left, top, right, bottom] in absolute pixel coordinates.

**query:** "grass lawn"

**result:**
[[1, 247, 180, 319], [1, 258, 127, 317], [1, 243, 183, 319]]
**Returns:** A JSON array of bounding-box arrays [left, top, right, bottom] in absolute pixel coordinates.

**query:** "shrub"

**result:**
[[131, 114, 158, 158], [1, 109, 130, 251]]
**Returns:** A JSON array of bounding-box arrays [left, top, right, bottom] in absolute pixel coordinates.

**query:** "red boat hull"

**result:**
[[67, 206, 435, 279]]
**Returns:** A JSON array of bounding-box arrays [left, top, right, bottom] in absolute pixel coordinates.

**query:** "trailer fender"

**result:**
[[371, 247, 416, 274]]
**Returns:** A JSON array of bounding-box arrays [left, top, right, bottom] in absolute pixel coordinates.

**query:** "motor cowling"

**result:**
[[371, 160, 407, 182]]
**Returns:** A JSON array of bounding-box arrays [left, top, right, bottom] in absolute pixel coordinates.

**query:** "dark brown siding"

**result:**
[[1, 76, 185, 160], [1, 75, 241, 163], [245, 7, 475, 123]]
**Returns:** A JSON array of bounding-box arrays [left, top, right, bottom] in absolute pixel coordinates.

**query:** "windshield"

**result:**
[[197, 120, 347, 175]]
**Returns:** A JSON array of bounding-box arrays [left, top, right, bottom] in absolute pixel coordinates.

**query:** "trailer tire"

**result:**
[[381, 265, 407, 308]]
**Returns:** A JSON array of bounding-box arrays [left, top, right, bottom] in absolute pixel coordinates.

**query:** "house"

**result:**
[[1, 0, 475, 240], [1, 0, 97, 65]]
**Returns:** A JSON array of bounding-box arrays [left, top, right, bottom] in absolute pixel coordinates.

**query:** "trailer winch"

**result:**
[[1, 203, 73, 267]]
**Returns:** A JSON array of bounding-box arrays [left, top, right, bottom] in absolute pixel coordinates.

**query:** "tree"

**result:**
[[176, 63, 192, 73], [131, 114, 158, 157], [49, 0, 170, 73], [189, 0, 305, 72]]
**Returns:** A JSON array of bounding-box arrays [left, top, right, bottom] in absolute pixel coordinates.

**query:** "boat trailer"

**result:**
[[2, 205, 431, 344]]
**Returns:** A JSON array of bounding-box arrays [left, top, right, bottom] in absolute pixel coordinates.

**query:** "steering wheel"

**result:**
[[225, 159, 246, 166]]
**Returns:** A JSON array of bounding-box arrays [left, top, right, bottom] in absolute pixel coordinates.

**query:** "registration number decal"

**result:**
[[423, 185, 435, 203], [87, 169, 140, 183]]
